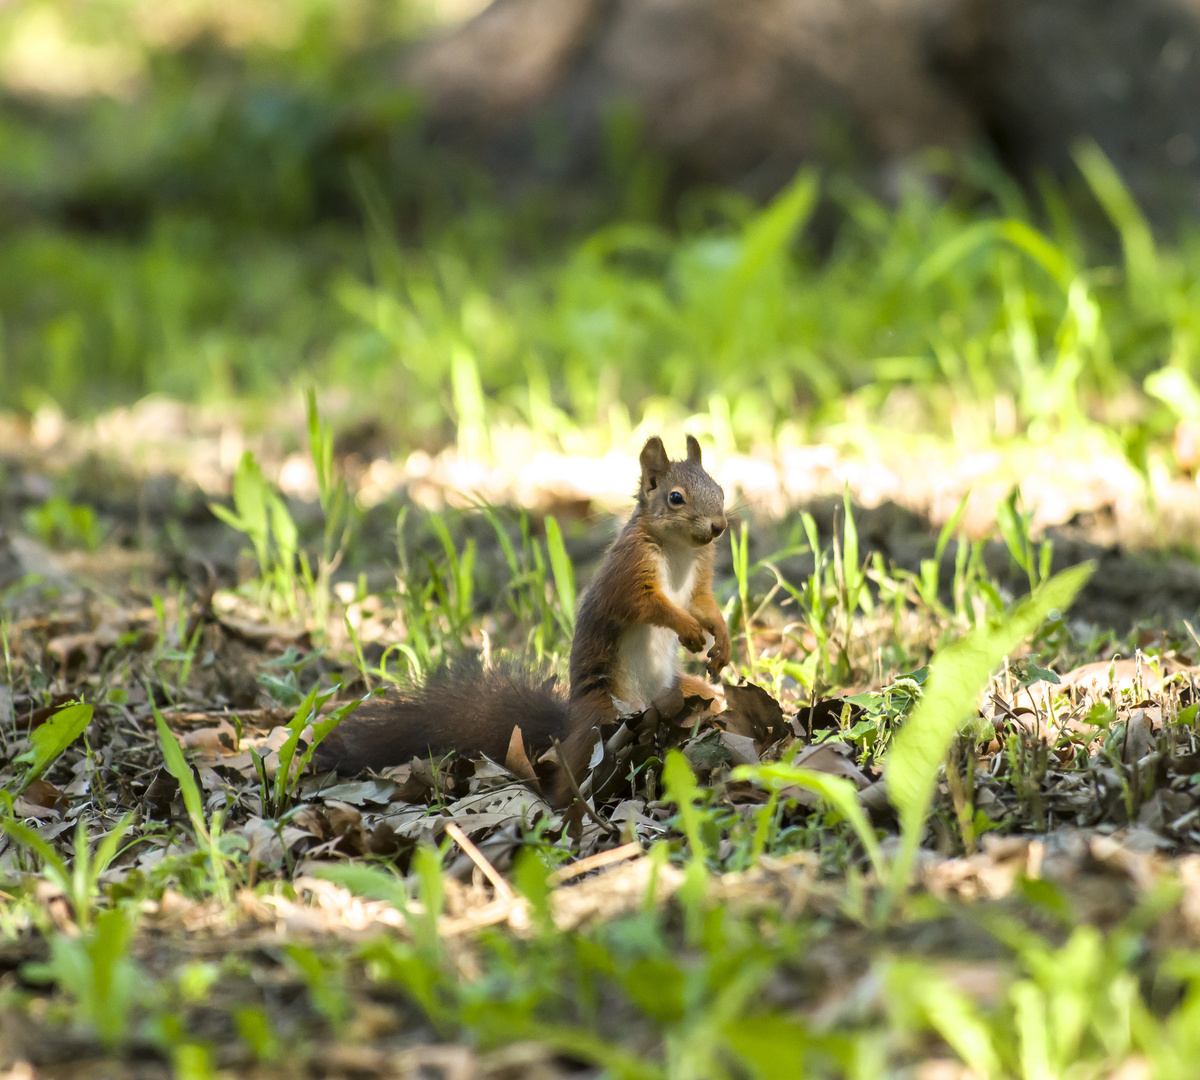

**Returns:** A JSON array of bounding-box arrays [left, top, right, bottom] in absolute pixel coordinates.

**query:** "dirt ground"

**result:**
[[6, 403, 1200, 1077]]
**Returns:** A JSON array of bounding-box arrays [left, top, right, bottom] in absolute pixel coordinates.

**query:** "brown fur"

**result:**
[[315, 435, 730, 807]]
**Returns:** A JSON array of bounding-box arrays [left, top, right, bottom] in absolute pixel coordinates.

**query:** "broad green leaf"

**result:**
[[82, 906, 139, 1048], [233, 453, 269, 546], [662, 750, 710, 940], [13, 701, 93, 791], [512, 848, 552, 927], [410, 844, 444, 955], [268, 493, 298, 560], [207, 502, 245, 533]]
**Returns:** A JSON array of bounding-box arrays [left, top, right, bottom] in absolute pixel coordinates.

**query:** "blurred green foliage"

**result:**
[[22, 494, 105, 549], [1, 0, 1199, 451], [0, 0, 440, 411]]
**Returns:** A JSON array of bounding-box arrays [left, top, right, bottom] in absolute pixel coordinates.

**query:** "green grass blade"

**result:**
[[273, 681, 331, 811], [918, 219, 1072, 292], [71, 816, 91, 924], [1073, 138, 1159, 306], [732, 762, 886, 881], [479, 506, 521, 576], [90, 813, 136, 882], [886, 960, 1001, 1079], [935, 490, 971, 565], [663, 750, 708, 863], [885, 562, 1093, 906], [295, 694, 367, 776], [151, 698, 209, 843], [529, 1024, 664, 1080], [841, 485, 862, 613], [309, 862, 410, 910], [451, 345, 488, 460], [306, 386, 335, 511], [0, 816, 71, 891], [544, 515, 576, 630], [994, 490, 1031, 579], [731, 168, 817, 291]]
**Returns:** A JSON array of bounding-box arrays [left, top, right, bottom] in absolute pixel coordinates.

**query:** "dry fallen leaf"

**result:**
[[1045, 658, 1164, 695], [180, 720, 239, 753], [720, 681, 787, 748], [503, 725, 538, 783], [793, 741, 871, 789], [718, 730, 760, 766], [20, 778, 68, 812]]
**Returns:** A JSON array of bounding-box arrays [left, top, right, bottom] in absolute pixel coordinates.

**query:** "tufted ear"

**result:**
[[639, 436, 670, 491], [686, 435, 702, 464]]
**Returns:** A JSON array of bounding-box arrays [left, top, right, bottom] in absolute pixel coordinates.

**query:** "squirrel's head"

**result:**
[[637, 435, 727, 547]]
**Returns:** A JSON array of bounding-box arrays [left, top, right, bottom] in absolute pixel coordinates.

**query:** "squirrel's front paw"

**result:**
[[678, 618, 707, 654], [706, 635, 730, 677]]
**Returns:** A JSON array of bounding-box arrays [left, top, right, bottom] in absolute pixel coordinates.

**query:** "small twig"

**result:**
[[989, 691, 1023, 724], [551, 737, 621, 838], [549, 842, 642, 885], [445, 822, 514, 901]]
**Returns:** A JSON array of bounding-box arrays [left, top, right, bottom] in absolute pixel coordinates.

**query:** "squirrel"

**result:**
[[314, 434, 730, 806]]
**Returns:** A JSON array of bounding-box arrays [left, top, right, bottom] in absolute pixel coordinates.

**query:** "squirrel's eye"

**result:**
[[668, 490, 685, 507]]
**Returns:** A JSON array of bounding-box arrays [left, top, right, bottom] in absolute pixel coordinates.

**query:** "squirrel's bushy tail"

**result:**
[[314, 660, 570, 776]]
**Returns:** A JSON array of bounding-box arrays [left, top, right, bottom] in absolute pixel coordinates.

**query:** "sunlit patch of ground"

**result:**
[[2, 397, 1196, 549]]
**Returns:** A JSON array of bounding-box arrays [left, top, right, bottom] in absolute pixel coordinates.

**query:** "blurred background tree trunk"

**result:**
[[406, 0, 1200, 218]]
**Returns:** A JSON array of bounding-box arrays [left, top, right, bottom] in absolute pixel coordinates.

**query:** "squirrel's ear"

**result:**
[[685, 435, 702, 464], [639, 436, 670, 491]]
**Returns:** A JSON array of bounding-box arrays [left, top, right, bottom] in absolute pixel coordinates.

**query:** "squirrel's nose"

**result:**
[[710, 518, 726, 539]]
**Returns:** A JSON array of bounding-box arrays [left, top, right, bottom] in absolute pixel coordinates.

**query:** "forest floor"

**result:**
[[4, 404, 1200, 1079]]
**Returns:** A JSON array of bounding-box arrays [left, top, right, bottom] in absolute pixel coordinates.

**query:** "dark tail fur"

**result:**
[[314, 660, 570, 776]]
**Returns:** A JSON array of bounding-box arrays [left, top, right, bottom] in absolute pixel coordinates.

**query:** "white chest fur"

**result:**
[[613, 545, 700, 708]]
